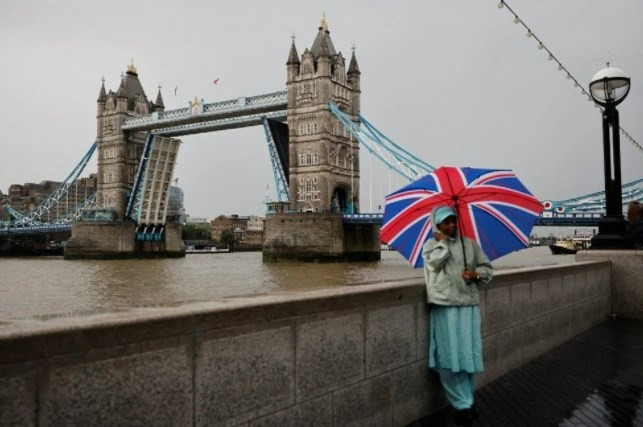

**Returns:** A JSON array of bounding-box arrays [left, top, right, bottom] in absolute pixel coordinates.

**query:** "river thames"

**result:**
[[0, 246, 575, 321]]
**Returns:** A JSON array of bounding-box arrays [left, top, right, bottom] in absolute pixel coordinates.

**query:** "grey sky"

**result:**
[[1, 0, 641, 218]]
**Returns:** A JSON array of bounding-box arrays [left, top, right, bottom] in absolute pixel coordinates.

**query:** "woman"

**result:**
[[627, 200, 643, 248], [422, 205, 493, 425]]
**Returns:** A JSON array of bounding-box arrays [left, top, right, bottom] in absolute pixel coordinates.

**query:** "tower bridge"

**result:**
[[2, 18, 642, 256]]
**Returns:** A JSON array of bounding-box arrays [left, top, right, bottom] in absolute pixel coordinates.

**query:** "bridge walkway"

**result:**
[[411, 318, 643, 426]]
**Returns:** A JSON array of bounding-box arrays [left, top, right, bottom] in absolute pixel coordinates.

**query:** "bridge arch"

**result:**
[[330, 182, 355, 214]]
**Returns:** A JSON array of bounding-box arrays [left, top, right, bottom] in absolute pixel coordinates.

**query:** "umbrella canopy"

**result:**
[[380, 166, 544, 267]]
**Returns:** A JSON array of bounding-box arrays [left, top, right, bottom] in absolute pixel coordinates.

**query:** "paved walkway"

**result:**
[[412, 318, 643, 426]]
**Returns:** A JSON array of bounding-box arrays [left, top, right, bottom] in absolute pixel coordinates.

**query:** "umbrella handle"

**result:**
[[455, 201, 468, 269]]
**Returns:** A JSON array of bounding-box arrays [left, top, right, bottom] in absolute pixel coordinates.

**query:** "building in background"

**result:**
[[210, 215, 233, 241], [210, 214, 265, 250], [166, 186, 187, 224], [0, 174, 97, 222], [187, 217, 209, 224]]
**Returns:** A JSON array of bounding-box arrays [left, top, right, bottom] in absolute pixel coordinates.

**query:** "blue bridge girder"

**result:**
[[122, 91, 287, 136], [0, 223, 72, 236]]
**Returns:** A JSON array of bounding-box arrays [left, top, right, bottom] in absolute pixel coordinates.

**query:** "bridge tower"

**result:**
[[286, 17, 361, 213], [96, 62, 164, 220]]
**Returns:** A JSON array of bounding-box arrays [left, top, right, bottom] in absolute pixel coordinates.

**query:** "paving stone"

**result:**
[[420, 319, 643, 427]]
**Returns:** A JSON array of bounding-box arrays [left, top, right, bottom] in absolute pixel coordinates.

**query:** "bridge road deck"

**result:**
[[412, 318, 643, 426]]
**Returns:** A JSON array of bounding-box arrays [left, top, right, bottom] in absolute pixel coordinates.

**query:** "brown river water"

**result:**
[[0, 246, 574, 321]]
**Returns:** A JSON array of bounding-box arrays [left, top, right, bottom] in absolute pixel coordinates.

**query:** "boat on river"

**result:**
[[185, 245, 229, 254], [549, 239, 578, 255]]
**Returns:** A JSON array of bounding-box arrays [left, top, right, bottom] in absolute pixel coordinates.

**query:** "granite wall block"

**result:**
[[296, 312, 364, 400], [195, 325, 294, 426]]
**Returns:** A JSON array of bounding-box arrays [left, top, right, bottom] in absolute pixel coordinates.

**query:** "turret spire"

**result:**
[[127, 59, 138, 75], [117, 76, 127, 98], [154, 84, 165, 110], [287, 33, 300, 65], [97, 76, 107, 102], [319, 13, 329, 33], [348, 46, 360, 75], [319, 35, 330, 58]]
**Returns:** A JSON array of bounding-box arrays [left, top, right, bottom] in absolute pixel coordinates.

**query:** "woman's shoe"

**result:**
[[454, 408, 474, 426], [470, 404, 480, 419]]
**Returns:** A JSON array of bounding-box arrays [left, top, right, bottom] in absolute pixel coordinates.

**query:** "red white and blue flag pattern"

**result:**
[[380, 166, 544, 268]]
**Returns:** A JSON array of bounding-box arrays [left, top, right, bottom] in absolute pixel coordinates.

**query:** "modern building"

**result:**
[[166, 186, 187, 224]]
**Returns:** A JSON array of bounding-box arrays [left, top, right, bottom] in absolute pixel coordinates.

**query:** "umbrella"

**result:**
[[380, 166, 544, 268]]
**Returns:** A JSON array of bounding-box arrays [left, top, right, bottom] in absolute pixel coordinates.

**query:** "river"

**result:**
[[0, 246, 574, 321]]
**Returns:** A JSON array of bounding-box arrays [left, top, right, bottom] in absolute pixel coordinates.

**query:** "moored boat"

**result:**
[[185, 245, 229, 254], [549, 239, 578, 255]]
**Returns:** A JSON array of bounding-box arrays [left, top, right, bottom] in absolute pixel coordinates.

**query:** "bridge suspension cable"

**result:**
[[7, 142, 97, 226], [496, 0, 643, 155], [328, 102, 433, 182], [330, 101, 640, 220]]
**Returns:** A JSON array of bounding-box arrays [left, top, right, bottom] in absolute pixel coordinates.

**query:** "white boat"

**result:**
[[185, 245, 229, 254]]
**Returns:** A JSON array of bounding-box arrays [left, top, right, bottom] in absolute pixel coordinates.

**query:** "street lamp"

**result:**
[[589, 64, 633, 249]]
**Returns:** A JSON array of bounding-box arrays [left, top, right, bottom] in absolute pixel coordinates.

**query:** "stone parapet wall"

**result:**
[[0, 261, 611, 426], [576, 249, 642, 319], [477, 261, 612, 387]]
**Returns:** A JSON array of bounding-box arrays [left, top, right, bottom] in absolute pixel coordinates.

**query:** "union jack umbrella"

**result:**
[[380, 166, 544, 268]]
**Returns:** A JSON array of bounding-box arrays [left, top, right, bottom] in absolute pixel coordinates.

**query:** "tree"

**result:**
[[182, 223, 212, 241], [220, 229, 236, 252]]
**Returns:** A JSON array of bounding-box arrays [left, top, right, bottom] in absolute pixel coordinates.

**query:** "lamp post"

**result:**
[[589, 65, 633, 249]]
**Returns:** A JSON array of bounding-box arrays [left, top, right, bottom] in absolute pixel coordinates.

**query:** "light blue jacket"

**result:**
[[422, 210, 493, 306]]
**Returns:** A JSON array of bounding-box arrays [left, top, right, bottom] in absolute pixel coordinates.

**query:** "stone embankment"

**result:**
[[0, 258, 624, 425]]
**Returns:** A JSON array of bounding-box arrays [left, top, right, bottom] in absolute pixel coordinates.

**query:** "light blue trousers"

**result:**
[[436, 368, 476, 410]]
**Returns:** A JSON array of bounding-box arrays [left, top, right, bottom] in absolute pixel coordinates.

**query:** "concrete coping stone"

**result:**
[[489, 260, 610, 287], [577, 249, 642, 257], [0, 260, 609, 364]]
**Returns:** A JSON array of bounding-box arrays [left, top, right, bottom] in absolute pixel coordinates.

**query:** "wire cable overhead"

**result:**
[[497, 0, 643, 154]]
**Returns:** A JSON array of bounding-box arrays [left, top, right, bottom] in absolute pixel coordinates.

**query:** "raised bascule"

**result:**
[[64, 18, 378, 260], [2, 17, 642, 258]]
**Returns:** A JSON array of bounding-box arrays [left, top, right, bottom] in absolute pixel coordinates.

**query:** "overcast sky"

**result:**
[[1, 0, 641, 218]]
